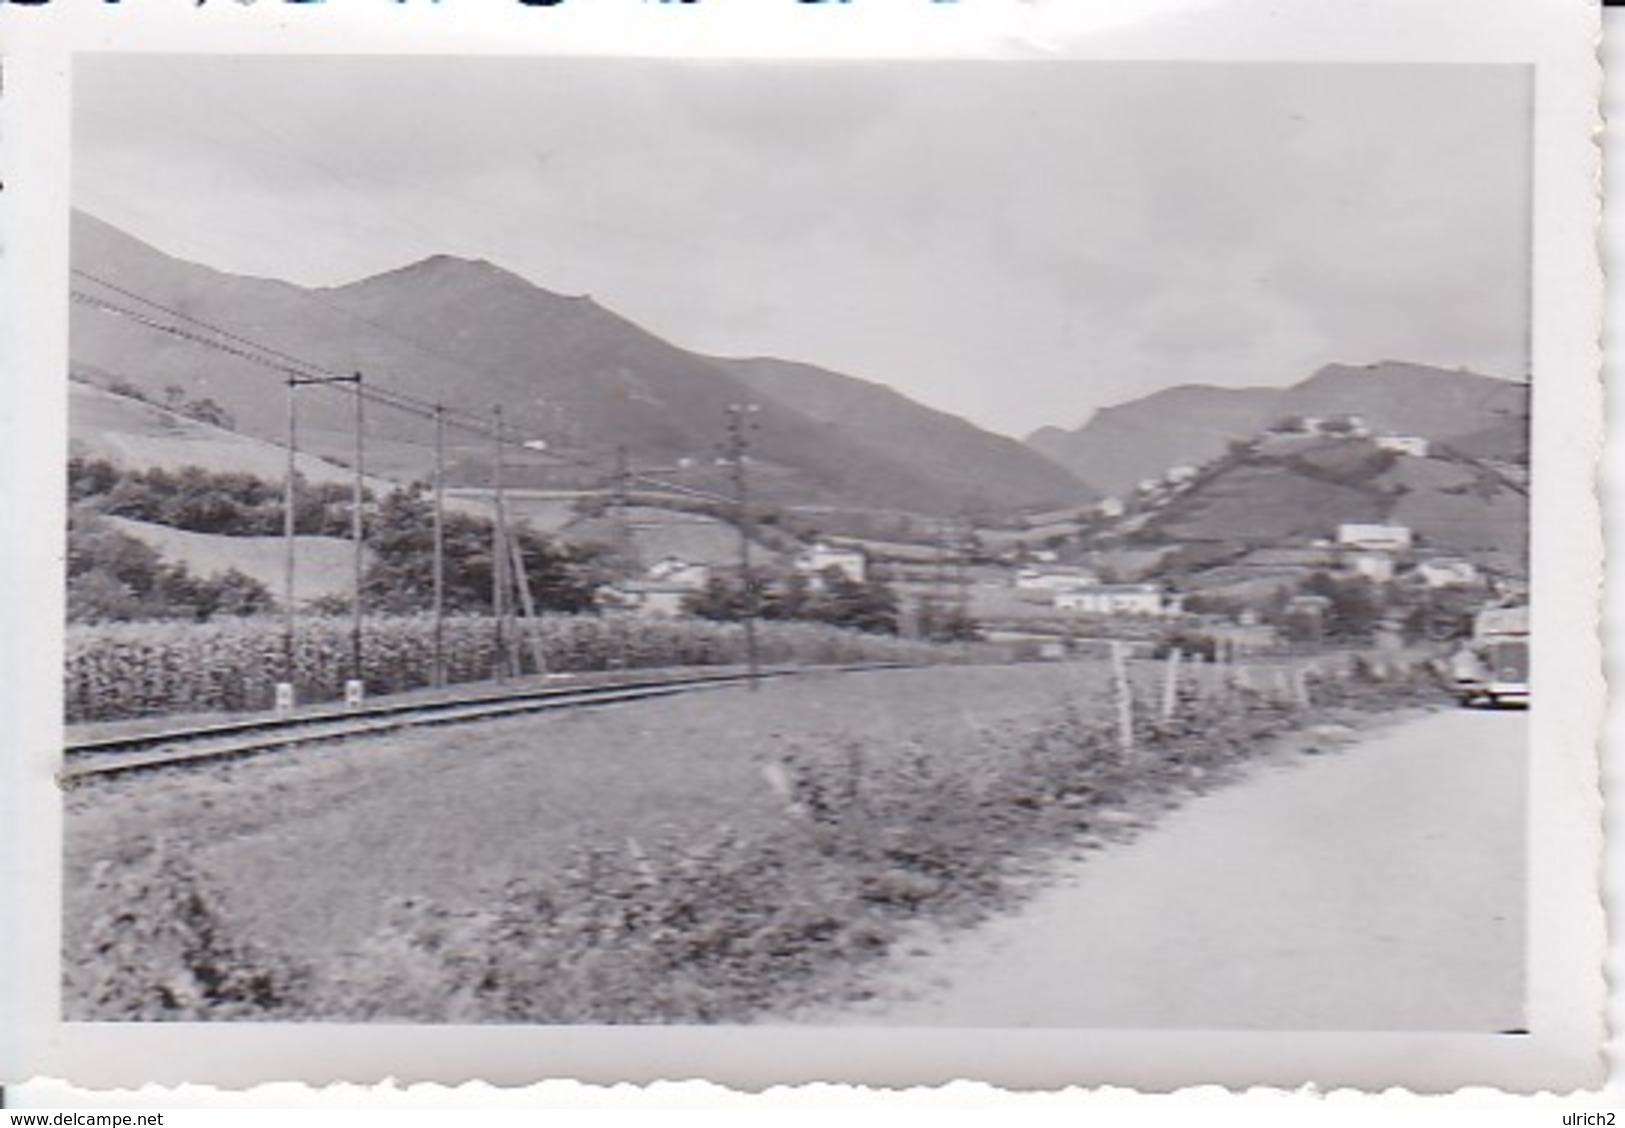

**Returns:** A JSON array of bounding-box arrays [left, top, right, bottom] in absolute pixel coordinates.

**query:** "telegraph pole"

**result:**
[[281, 376, 299, 698], [926, 518, 952, 644], [954, 511, 973, 660], [612, 444, 632, 550], [611, 444, 631, 669], [431, 404, 447, 688], [281, 371, 362, 704], [491, 405, 509, 682], [726, 404, 761, 690], [350, 372, 366, 690]]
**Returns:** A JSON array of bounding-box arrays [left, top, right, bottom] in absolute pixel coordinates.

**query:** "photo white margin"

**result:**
[[0, 0, 1605, 1095]]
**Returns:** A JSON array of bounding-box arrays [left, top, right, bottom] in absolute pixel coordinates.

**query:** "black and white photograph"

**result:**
[[0, 0, 1606, 1098]]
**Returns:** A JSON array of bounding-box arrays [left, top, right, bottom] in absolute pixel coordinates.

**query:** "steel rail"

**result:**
[[61, 662, 908, 781]]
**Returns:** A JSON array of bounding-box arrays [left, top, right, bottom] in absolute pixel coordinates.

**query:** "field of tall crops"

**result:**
[[64, 613, 952, 722]]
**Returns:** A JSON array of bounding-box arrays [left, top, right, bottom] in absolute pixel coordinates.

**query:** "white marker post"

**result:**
[[274, 681, 295, 716], [1160, 647, 1183, 721], [1110, 640, 1135, 757]]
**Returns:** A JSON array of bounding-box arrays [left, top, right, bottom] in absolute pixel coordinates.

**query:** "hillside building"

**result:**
[[1053, 583, 1167, 617], [1095, 497, 1126, 519], [603, 580, 693, 619], [600, 555, 711, 618], [1347, 550, 1396, 583], [1336, 523, 1413, 553], [1416, 558, 1480, 588], [646, 555, 710, 590], [795, 543, 867, 588], [1376, 435, 1431, 457], [1014, 565, 1100, 592]]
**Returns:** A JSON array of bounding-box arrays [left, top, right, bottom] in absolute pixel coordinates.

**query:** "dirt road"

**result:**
[[809, 708, 1526, 1031]]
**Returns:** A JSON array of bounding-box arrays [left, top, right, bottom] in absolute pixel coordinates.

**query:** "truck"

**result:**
[[1450, 604, 1529, 708]]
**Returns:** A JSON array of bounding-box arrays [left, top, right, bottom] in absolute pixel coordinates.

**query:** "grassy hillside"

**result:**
[[1133, 436, 1527, 575], [723, 356, 1092, 511], [104, 516, 362, 604], [1029, 361, 1527, 497], [70, 381, 362, 488]]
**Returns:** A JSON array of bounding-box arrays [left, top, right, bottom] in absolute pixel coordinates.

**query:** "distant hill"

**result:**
[[1130, 434, 1527, 577], [69, 211, 1090, 518], [1028, 361, 1527, 496], [721, 356, 1095, 515]]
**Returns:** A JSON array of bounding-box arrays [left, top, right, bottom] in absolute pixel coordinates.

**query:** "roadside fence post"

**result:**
[[1233, 664, 1253, 696], [1111, 640, 1135, 756], [1160, 647, 1183, 721], [1295, 664, 1314, 708]]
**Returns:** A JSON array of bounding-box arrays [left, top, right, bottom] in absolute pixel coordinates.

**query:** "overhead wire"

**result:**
[[70, 277, 603, 471]]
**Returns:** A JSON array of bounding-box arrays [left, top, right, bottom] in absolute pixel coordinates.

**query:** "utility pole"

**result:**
[[954, 511, 976, 660], [612, 444, 632, 554], [491, 405, 509, 682], [610, 444, 632, 671], [350, 372, 366, 692], [927, 518, 952, 644], [431, 404, 447, 688], [281, 376, 298, 702], [509, 534, 549, 676], [282, 371, 362, 705], [726, 404, 762, 690]]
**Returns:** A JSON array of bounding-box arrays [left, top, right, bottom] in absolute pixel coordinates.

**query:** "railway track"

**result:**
[[62, 662, 905, 781]]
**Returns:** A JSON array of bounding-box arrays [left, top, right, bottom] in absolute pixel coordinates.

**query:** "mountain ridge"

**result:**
[[1028, 360, 1526, 495], [69, 210, 1093, 517]]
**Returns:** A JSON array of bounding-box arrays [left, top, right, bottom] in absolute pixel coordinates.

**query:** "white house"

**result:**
[[795, 543, 867, 587], [605, 580, 693, 619], [1053, 583, 1166, 617], [1095, 497, 1126, 519], [1348, 550, 1395, 583], [1165, 464, 1199, 485], [1336, 523, 1413, 553], [1416, 558, 1480, 588], [1015, 565, 1100, 592], [646, 556, 710, 590], [1376, 435, 1431, 457]]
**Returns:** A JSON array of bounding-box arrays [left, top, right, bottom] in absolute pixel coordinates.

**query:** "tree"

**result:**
[[65, 511, 273, 622], [360, 486, 606, 615], [684, 573, 753, 622], [915, 597, 979, 643], [1299, 571, 1384, 640], [809, 571, 899, 635]]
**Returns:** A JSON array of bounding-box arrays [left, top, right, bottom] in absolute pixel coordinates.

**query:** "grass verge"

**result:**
[[65, 657, 1447, 1023]]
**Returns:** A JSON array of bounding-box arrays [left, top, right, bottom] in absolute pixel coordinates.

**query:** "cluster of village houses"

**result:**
[[602, 417, 1479, 625], [606, 522, 1480, 626], [603, 542, 869, 618], [1013, 522, 1481, 618]]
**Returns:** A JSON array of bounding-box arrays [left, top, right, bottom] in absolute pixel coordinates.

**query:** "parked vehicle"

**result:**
[[1451, 605, 1529, 708]]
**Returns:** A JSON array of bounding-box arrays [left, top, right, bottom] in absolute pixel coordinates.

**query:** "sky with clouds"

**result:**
[[73, 55, 1530, 437]]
